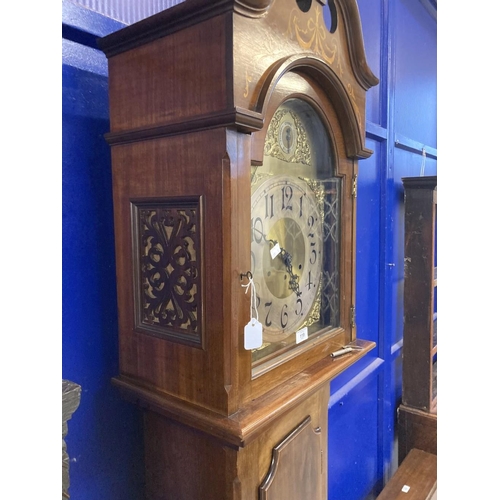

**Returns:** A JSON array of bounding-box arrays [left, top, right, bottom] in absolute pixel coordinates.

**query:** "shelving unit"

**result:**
[[398, 176, 437, 463]]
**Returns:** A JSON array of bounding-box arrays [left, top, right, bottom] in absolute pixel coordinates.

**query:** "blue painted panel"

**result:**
[[62, 36, 145, 500], [394, 0, 437, 147], [357, 0, 382, 126], [356, 138, 381, 347], [328, 370, 380, 500], [62, 38, 109, 78], [328, 134, 384, 498]]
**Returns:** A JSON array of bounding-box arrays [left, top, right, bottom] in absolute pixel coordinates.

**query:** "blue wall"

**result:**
[[62, 4, 145, 498], [328, 1, 436, 498], [62, 1, 436, 498]]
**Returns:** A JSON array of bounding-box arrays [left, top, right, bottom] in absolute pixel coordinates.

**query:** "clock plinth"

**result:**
[[114, 340, 373, 498], [99, 1, 377, 498]]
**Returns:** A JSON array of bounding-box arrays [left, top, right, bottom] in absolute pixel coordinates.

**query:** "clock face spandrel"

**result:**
[[250, 99, 341, 370]]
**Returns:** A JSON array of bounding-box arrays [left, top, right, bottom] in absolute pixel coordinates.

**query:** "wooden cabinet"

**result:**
[[399, 176, 437, 463], [376, 448, 437, 500], [99, 1, 378, 498]]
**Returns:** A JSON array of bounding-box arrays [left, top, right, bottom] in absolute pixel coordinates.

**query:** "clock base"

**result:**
[[113, 340, 375, 499], [143, 386, 329, 500]]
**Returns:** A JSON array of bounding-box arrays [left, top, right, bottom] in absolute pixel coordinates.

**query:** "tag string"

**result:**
[[241, 277, 259, 323], [420, 148, 426, 177]]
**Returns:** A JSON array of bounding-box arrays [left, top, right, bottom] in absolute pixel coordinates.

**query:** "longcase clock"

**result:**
[[99, 1, 378, 498]]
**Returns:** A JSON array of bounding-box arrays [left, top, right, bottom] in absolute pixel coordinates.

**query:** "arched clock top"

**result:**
[[252, 55, 372, 159], [283, 0, 378, 90], [98, 0, 378, 155], [336, 0, 379, 90], [234, 0, 378, 159], [98, 0, 378, 92]]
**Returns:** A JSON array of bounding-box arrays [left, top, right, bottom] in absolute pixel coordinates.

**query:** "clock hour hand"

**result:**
[[252, 227, 301, 297], [273, 244, 301, 297]]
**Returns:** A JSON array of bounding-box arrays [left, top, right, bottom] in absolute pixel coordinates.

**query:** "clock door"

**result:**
[[250, 98, 342, 373]]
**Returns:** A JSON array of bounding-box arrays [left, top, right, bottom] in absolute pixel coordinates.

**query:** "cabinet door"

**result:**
[[259, 416, 323, 500]]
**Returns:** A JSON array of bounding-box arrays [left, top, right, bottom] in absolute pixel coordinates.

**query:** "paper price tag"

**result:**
[[296, 326, 308, 344], [244, 319, 263, 350], [270, 243, 281, 260]]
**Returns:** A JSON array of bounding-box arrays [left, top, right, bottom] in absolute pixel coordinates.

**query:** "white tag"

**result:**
[[401, 485, 410, 493], [270, 243, 281, 260], [244, 319, 263, 350], [296, 326, 308, 344]]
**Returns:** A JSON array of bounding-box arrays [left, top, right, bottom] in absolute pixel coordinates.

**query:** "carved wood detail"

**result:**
[[131, 196, 204, 347]]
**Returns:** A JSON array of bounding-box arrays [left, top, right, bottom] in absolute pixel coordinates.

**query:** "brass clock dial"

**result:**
[[250, 98, 341, 367], [251, 175, 323, 341]]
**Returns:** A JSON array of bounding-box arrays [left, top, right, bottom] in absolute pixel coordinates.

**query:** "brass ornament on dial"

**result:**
[[278, 120, 297, 155], [263, 106, 311, 166], [251, 175, 323, 341]]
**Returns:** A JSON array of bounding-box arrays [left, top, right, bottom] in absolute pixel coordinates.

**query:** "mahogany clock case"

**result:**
[[98, 1, 377, 498], [99, 0, 378, 419]]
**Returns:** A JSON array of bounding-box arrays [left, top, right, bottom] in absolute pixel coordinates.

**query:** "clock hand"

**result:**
[[252, 227, 301, 297], [277, 246, 301, 297]]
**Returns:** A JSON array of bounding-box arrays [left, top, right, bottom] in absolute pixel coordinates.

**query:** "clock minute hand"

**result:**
[[252, 227, 301, 296], [268, 239, 301, 297]]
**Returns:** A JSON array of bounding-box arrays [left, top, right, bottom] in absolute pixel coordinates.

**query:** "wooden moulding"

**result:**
[[104, 107, 264, 146], [113, 339, 375, 449], [97, 0, 236, 57]]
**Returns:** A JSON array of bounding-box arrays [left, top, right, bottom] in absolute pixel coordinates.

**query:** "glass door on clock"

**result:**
[[250, 99, 342, 370]]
